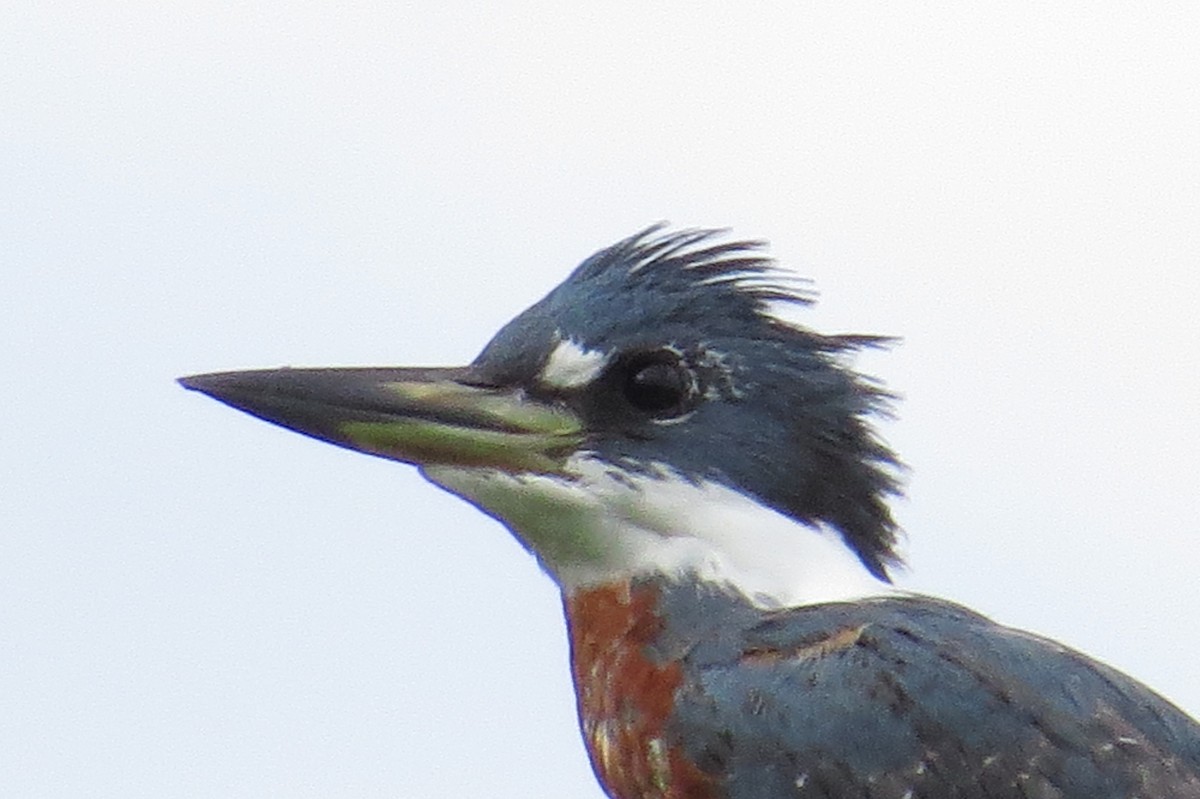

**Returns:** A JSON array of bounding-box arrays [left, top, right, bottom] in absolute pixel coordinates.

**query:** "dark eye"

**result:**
[[621, 351, 694, 417]]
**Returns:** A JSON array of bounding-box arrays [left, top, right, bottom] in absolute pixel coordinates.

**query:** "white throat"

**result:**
[[423, 456, 891, 609]]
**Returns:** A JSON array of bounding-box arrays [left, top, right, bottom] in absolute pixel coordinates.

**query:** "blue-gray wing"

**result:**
[[666, 596, 1200, 798]]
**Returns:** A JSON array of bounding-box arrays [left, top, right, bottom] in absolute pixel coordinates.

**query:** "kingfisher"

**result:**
[[181, 226, 1200, 798]]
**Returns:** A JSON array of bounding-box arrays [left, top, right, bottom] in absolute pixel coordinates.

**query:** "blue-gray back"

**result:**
[[647, 581, 1200, 798]]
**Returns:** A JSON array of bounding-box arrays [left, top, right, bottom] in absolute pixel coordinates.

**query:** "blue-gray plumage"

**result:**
[[473, 228, 901, 579], [643, 576, 1200, 798], [180, 225, 1200, 798]]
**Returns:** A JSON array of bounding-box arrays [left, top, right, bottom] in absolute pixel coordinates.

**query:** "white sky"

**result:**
[[2, 4, 1198, 797]]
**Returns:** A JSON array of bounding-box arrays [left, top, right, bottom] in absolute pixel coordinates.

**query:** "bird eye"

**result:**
[[620, 351, 694, 417]]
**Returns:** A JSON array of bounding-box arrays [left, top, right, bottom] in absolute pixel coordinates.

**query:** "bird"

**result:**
[[181, 225, 1200, 798]]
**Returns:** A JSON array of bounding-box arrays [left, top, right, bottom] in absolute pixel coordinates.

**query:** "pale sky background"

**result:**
[[3, 4, 1199, 798]]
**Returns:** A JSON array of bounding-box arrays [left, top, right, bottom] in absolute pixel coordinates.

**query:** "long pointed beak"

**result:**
[[179, 367, 584, 474]]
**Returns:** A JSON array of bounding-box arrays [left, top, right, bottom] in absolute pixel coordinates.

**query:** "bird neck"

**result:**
[[563, 577, 724, 798], [425, 456, 892, 610]]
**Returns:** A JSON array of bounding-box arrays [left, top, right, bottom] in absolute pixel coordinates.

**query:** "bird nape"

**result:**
[[181, 225, 1200, 799]]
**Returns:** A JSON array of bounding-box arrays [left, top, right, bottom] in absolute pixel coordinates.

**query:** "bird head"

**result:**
[[181, 226, 902, 607]]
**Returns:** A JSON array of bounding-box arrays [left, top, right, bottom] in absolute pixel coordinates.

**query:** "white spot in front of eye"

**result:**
[[539, 337, 609, 390]]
